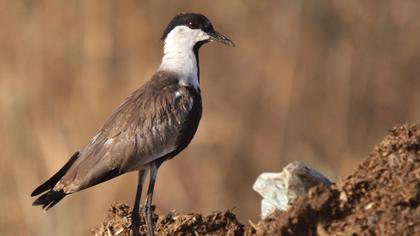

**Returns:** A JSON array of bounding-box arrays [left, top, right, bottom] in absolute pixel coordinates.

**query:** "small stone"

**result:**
[[364, 202, 375, 210], [253, 161, 332, 218], [339, 191, 348, 203]]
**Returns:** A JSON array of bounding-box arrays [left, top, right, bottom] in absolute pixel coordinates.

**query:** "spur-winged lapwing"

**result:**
[[31, 13, 234, 236]]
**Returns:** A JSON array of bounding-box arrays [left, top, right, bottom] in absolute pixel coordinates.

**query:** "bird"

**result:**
[[31, 12, 234, 236]]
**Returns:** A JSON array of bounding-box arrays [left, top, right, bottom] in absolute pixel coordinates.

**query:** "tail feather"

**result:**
[[32, 190, 66, 210], [31, 152, 79, 197]]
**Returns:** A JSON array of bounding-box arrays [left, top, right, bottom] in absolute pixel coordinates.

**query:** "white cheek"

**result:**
[[196, 31, 210, 41], [174, 26, 186, 34], [167, 26, 209, 45]]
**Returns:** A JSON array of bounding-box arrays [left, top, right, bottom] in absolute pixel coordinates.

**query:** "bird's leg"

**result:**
[[131, 169, 147, 236], [144, 162, 159, 236]]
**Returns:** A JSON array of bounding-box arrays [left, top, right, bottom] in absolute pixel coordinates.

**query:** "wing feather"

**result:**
[[55, 72, 195, 194]]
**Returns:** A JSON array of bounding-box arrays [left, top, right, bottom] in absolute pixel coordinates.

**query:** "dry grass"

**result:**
[[1, 0, 419, 235]]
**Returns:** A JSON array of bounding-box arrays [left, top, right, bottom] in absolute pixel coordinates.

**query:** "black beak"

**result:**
[[209, 30, 235, 47]]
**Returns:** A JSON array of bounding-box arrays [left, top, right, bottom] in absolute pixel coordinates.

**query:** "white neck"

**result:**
[[158, 26, 210, 89], [159, 43, 199, 89]]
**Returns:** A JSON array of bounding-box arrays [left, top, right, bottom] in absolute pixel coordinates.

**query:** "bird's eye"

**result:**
[[188, 21, 199, 29]]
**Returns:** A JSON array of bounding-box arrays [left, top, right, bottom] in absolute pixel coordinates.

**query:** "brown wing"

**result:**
[[54, 72, 198, 194]]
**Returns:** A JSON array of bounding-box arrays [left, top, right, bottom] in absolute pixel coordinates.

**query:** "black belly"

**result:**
[[162, 86, 202, 163]]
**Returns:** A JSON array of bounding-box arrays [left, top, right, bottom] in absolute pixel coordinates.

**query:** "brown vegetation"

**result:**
[[1, 1, 420, 235]]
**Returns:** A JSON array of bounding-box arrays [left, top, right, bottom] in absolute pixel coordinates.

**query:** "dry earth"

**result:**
[[93, 123, 419, 236]]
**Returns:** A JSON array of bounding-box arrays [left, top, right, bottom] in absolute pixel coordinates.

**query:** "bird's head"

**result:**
[[161, 13, 235, 51]]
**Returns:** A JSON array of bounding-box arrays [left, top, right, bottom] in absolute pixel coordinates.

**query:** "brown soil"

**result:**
[[92, 204, 247, 236], [93, 123, 420, 236]]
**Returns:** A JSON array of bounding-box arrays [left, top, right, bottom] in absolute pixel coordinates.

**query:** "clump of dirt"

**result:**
[[253, 123, 420, 235], [92, 203, 132, 236], [92, 203, 246, 236], [93, 123, 419, 235]]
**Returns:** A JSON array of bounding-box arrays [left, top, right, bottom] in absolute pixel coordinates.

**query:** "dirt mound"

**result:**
[[254, 123, 420, 235], [93, 123, 419, 235], [92, 203, 246, 236]]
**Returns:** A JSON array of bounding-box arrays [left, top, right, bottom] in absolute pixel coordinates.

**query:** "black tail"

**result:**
[[31, 152, 79, 209], [32, 189, 66, 210]]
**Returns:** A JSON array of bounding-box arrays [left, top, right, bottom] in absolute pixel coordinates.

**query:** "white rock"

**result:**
[[253, 161, 332, 219]]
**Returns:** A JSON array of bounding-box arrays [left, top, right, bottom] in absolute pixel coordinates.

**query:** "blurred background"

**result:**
[[1, 0, 420, 235]]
